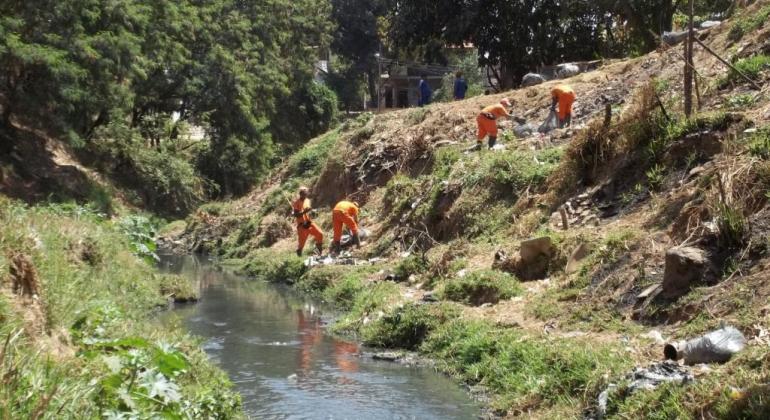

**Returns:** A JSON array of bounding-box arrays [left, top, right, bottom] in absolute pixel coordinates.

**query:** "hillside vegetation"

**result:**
[[177, 2, 770, 417]]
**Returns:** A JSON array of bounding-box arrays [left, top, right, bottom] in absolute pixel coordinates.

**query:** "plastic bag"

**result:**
[[664, 326, 746, 365], [538, 109, 559, 133]]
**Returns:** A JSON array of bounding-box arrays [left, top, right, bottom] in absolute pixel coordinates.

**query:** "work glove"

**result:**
[[302, 221, 312, 229]]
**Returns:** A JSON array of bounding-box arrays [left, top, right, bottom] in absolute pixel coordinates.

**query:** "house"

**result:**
[[376, 59, 450, 109]]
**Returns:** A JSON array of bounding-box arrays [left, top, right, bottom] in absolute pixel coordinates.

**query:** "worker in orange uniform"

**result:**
[[330, 200, 360, 255], [292, 187, 323, 257], [475, 98, 514, 150], [551, 84, 576, 128]]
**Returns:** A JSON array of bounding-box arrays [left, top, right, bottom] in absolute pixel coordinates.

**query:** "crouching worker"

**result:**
[[331, 200, 360, 255], [293, 187, 323, 257], [551, 84, 576, 128], [476, 98, 514, 150]]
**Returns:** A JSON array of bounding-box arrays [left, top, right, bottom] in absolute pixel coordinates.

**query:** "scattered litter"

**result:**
[[662, 31, 688, 46], [456, 269, 467, 278], [513, 123, 536, 138], [664, 325, 746, 365], [700, 20, 721, 29], [743, 128, 758, 134], [591, 361, 693, 419], [490, 144, 507, 151]]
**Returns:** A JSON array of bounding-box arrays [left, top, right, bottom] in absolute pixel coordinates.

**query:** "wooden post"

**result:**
[[559, 205, 570, 230], [684, 0, 695, 117]]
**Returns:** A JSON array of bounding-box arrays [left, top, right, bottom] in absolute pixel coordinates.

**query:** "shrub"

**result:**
[[361, 303, 460, 350], [646, 164, 666, 191], [393, 254, 429, 280], [323, 273, 366, 310], [286, 130, 340, 178], [440, 269, 521, 306]]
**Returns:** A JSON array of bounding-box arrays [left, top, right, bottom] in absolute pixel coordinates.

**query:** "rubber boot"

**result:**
[[488, 136, 497, 149], [330, 241, 341, 256], [296, 249, 302, 257], [352, 233, 361, 249], [315, 242, 323, 256], [472, 142, 482, 151]]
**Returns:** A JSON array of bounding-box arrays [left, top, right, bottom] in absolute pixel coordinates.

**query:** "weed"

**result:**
[[646, 164, 666, 191], [747, 128, 770, 159], [440, 270, 521, 306], [361, 302, 460, 350], [716, 203, 747, 250], [322, 273, 366, 310], [393, 254, 429, 280], [406, 108, 429, 125], [158, 274, 199, 302], [286, 130, 340, 178], [726, 93, 757, 110], [117, 215, 160, 265]]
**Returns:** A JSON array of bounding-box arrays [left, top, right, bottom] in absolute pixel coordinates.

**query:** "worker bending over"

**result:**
[[331, 200, 360, 254], [476, 98, 514, 150], [551, 84, 576, 128], [292, 187, 323, 257]]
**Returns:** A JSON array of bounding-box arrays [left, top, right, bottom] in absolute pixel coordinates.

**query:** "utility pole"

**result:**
[[684, 0, 694, 117]]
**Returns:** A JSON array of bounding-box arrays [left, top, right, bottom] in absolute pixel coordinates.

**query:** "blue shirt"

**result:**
[[418, 79, 432, 107], [454, 77, 468, 99]]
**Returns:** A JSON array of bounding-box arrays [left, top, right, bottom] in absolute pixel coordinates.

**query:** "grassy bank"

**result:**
[[0, 197, 240, 418]]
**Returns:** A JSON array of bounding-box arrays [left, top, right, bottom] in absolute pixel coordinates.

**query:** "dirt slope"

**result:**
[[178, 3, 770, 417]]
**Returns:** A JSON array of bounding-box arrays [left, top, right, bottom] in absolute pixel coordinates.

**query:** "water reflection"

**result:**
[[160, 254, 480, 420]]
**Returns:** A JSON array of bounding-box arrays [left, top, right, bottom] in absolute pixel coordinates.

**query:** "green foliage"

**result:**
[[716, 203, 747, 250], [158, 274, 199, 303], [726, 93, 757, 110], [393, 254, 429, 280], [646, 164, 666, 191], [0, 198, 239, 418], [117, 215, 159, 265], [1, 0, 334, 199], [440, 270, 521, 306], [287, 131, 341, 178], [241, 251, 307, 284], [323, 273, 366, 310], [361, 303, 461, 350], [464, 150, 559, 198], [433, 53, 485, 102], [721, 54, 770, 86], [728, 5, 770, 41], [423, 319, 630, 412], [748, 128, 770, 159]]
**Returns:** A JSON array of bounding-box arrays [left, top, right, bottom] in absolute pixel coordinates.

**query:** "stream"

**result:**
[[159, 254, 481, 419]]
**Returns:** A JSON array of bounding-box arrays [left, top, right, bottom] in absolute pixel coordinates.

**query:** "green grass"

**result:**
[[360, 302, 461, 350], [721, 55, 770, 87], [726, 93, 757, 110], [0, 197, 240, 418], [748, 127, 770, 159], [423, 319, 631, 413], [728, 5, 770, 42], [440, 269, 522, 306], [286, 130, 341, 178]]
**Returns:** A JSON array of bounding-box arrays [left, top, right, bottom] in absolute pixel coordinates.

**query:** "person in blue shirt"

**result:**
[[453, 71, 468, 100], [418, 74, 432, 107]]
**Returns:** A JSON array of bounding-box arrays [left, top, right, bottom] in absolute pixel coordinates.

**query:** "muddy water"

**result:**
[[160, 255, 481, 419]]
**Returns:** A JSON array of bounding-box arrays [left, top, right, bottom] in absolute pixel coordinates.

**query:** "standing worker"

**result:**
[[292, 187, 323, 257], [330, 200, 360, 255], [453, 71, 468, 100], [551, 84, 576, 128], [418, 74, 432, 107], [475, 98, 514, 150]]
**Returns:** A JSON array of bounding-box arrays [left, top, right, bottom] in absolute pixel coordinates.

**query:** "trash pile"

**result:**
[[588, 326, 747, 419]]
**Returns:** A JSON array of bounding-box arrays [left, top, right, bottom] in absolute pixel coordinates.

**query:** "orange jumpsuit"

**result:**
[[551, 84, 576, 123], [332, 201, 359, 243], [293, 198, 323, 252], [476, 104, 511, 142]]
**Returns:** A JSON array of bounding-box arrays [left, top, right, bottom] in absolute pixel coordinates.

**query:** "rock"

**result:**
[[556, 63, 580, 79], [520, 237, 554, 261], [372, 352, 401, 362], [521, 72, 547, 87], [517, 237, 554, 280], [662, 247, 707, 298], [565, 243, 591, 274]]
